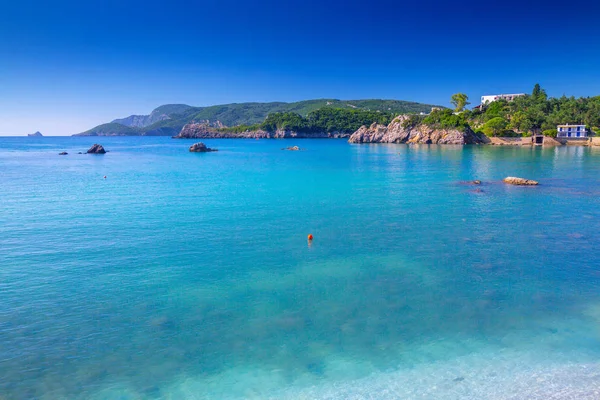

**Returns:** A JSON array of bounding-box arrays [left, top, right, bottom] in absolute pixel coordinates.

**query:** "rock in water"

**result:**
[[283, 146, 301, 151], [87, 144, 106, 154], [503, 177, 539, 186], [189, 142, 217, 152], [58, 152, 68, 155]]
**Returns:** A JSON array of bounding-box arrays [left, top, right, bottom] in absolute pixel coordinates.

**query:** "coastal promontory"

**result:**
[[348, 115, 485, 145]]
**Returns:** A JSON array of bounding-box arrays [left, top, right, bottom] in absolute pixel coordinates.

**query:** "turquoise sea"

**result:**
[[2, 136, 600, 399]]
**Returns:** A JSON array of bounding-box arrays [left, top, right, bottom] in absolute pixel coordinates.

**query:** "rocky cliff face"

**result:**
[[173, 123, 350, 139], [348, 115, 485, 145]]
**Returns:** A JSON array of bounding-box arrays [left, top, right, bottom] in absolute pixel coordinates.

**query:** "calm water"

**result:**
[[1, 137, 600, 399]]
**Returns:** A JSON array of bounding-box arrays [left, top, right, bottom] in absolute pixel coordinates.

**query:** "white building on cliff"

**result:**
[[481, 93, 526, 105]]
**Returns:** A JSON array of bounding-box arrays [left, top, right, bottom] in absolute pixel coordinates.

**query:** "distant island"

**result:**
[[73, 99, 442, 137], [28, 131, 43, 137]]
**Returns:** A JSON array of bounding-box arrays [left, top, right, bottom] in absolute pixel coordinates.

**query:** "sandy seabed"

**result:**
[[266, 351, 600, 400]]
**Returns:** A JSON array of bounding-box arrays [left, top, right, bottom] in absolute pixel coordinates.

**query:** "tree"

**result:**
[[482, 117, 508, 137], [532, 83, 548, 102], [509, 111, 533, 133], [532, 83, 541, 99], [450, 93, 470, 112]]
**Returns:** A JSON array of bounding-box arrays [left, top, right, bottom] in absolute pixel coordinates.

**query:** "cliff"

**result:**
[[348, 115, 485, 145], [173, 123, 350, 139]]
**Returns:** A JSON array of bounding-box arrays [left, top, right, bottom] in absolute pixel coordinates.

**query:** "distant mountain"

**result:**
[[28, 131, 43, 137], [111, 104, 192, 128], [74, 99, 443, 136]]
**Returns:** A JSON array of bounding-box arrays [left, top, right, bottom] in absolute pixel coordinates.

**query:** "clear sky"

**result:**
[[1, 0, 599, 136]]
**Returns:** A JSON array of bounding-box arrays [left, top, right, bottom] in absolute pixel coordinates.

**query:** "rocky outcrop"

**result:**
[[87, 144, 106, 154], [503, 177, 539, 186], [189, 142, 217, 152], [348, 115, 485, 145], [174, 123, 350, 139], [58, 152, 68, 155], [28, 131, 43, 137]]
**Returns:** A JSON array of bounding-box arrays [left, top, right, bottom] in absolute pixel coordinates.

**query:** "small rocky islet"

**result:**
[[87, 144, 106, 154], [189, 142, 217, 152]]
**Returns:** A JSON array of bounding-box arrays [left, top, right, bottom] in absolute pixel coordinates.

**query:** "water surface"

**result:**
[[1, 137, 600, 399]]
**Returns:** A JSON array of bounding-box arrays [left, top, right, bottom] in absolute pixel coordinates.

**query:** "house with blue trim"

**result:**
[[557, 124, 587, 138]]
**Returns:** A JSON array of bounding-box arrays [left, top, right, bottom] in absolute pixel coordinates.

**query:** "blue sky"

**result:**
[[1, 0, 599, 136]]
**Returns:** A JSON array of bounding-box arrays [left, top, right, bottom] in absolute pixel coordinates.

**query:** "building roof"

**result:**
[[481, 93, 526, 98]]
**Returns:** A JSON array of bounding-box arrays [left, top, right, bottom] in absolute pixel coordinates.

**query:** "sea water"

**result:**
[[1, 136, 600, 399]]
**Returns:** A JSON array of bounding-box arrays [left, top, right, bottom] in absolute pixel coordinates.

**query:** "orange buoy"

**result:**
[[307, 234, 313, 241]]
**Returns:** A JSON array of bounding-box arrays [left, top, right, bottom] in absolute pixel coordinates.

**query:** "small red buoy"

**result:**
[[307, 234, 313, 241]]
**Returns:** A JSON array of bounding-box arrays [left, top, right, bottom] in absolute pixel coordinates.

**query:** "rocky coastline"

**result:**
[[348, 115, 485, 145], [173, 123, 350, 139], [173, 117, 484, 145], [172, 117, 596, 146]]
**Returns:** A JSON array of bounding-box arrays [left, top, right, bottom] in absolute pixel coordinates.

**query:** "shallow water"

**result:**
[[1, 137, 600, 399]]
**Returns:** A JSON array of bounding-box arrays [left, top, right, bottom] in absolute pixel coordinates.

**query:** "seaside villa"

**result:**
[[557, 124, 587, 138], [481, 93, 526, 105]]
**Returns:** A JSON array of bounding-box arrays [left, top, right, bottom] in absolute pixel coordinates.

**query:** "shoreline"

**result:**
[[9, 135, 600, 147]]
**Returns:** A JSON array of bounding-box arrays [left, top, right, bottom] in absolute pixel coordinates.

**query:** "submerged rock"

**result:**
[[283, 146, 301, 151], [503, 177, 539, 186], [58, 151, 68, 155], [189, 142, 217, 152], [87, 144, 106, 154]]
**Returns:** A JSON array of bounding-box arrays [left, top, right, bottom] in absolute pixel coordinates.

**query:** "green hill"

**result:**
[[74, 99, 443, 136]]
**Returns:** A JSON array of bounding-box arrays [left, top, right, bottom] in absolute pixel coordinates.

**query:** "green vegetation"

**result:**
[[218, 108, 396, 134], [422, 108, 469, 129], [451, 93, 470, 112], [218, 124, 262, 134], [482, 117, 508, 137], [258, 108, 395, 133], [75, 99, 442, 136], [463, 84, 600, 137], [401, 84, 599, 138]]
